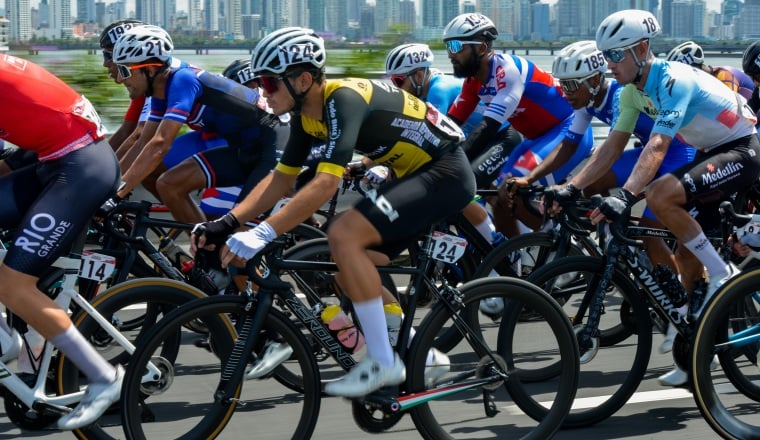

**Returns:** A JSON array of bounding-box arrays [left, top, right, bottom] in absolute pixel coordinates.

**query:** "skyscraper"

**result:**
[[7, 0, 32, 41]]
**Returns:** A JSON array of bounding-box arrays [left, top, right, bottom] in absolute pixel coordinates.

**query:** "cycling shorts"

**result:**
[[611, 144, 696, 220], [0, 140, 120, 277], [1, 147, 38, 171], [469, 126, 523, 188], [494, 116, 593, 187], [352, 147, 475, 258], [163, 131, 227, 169], [676, 135, 760, 234]]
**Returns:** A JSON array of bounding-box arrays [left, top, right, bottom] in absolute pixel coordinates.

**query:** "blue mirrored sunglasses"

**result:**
[[445, 40, 483, 55], [602, 41, 641, 63]]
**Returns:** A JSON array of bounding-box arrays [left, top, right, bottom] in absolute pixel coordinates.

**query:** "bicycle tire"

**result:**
[[120, 295, 321, 439], [522, 255, 652, 428], [58, 278, 207, 440], [692, 269, 760, 439], [407, 277, 579, 439]]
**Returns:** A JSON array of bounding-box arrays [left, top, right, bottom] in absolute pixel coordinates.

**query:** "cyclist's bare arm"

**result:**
[[118, 119, 183, 198], [569, 129, 631, 190], [108, 119, 139, 152], [114, 121, 145, 161], [119, 119, 159, 171]]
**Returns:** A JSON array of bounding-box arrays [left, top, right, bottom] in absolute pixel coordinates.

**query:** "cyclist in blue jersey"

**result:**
[[442, 13, 594, 240], [109, 26, 287, 228], [595, 10, 760, 385], [384, 43, 518, 252]]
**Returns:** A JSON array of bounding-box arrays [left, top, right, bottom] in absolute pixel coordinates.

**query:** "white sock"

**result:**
[[683, 232, 729, 280], [475, 218, 496, 244], [353, 297, 394, 366], [517, 220, 532, 234]]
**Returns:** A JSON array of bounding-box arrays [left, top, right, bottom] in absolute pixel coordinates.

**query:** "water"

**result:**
[[9, 48, 746, 131]]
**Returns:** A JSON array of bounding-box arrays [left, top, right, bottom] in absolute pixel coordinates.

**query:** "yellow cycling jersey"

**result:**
[[276, 78, 464, 179]]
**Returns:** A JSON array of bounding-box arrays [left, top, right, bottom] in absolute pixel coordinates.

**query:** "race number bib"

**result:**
[[78, 251, 116, 282], [431, 231, 467, 263]]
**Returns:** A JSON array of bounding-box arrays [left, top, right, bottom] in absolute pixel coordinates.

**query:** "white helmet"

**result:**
[[251, 27, 326, 76], [666, 41, 704, 66], [113, 25, 173, 64], [595, 9, 660, 51], [443, 13, 498, 42], [385, 44, 434, 75], [552, 40, 607, 80]]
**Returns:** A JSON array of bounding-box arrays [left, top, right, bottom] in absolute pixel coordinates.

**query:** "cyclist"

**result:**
[[0, 55, 123, 429], [594, 9, 760, 385], [192, 27, 474, 398], [384, 43, 517, 251], [109, 26, 287, 227], [442, 13, 594, 240], [667, 40, 756, 104], [741, 40, 760, 120]]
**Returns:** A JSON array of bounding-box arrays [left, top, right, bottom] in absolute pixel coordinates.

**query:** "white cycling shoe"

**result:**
[[246, 341, 293, 380], [324, 353, 405, 398], [57, 365, 124, 430]]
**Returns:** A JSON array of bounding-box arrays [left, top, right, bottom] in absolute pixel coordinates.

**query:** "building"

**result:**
[[7, 0, 33, 41], [0, 17, 10, 51]]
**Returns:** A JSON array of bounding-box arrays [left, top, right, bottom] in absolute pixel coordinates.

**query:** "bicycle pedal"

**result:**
[[482, 390, 500, 417]]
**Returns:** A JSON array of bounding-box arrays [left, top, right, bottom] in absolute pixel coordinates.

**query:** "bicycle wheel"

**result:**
[[521, 255, 652, 428], [692, 269, 760, 439], [121, 295, 321, 439], [406, 277, 579, 439], [57, 278, 207, 440]]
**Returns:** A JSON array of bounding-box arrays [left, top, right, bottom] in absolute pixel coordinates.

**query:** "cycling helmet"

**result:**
[[99, 19, 144, 49], [595, 9, 660, 51], [251, 27, 326, 76], [666, 41, 704, 66], [443, 13, 498, 42], [385, 44, 434, 75], [742, 41, 760, 77], [223, 58, 256, 85], [552, 40, 607, 80], [113, 25, 173, 65]]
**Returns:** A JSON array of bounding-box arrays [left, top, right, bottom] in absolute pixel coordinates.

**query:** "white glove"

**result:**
[[225, 221, 277, 261], [365, 165, 390, 185], [737, 217, 760, 248]]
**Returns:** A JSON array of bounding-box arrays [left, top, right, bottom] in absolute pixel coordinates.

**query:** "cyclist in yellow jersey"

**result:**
[[191, 27, 475, 398]]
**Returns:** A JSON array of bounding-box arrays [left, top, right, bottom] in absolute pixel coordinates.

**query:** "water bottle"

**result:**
[[384, 302, 403, 347], [17, 328, 44, 374], [653, 264, 688, 307], [321, 305, 365, 354]]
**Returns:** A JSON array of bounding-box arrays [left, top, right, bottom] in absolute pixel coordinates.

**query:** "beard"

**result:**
[[452, 50, 481, 78]]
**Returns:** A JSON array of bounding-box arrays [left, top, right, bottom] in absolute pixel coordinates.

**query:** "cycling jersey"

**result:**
[[124, 96, 147, 122], [0, 55, 106, 161], [277, 78, 465, 179], [643, 59, 756, 151], [711, 65, 755, 102], [425, 72, 487, 135], [448, 54, 572, 139]]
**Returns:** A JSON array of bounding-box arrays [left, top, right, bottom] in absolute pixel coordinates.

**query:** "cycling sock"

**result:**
[[683, 232, 729, 279], [51, 325, 116, 384], [353, 297, 394, 366], [474, 218, 496, 244]]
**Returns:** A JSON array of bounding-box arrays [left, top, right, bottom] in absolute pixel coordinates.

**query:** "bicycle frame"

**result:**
[[0, 249, 161, 414]]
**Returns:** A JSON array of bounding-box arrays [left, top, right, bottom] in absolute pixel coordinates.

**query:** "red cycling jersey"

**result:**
[[0, 55, 106, 161], [123, 96, 147, 122]]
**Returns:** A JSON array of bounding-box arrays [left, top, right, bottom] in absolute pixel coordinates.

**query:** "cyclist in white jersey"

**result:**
[[595, 9, 760, 386]]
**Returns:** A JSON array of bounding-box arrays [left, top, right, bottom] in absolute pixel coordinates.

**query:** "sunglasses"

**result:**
[[445, 40, 483, 55], [390, 73, 411, 87], [559, 73, 598, 93], [116, 63, 165, 79], [601, 41, 641, 63], [102, 50, 113, 62], [259, 72, 301, 95]]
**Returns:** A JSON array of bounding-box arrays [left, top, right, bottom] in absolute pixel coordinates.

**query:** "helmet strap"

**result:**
[[282, 72, 312, 113], [585, 74, 603, 102], [410, 68, 430, 98], [631, 45, 649, 85]]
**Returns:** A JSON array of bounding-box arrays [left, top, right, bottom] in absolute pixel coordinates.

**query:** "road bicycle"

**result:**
[[0, 240, 207, 440], [690, 201, 760, 440], [120, 225, 580, 439]]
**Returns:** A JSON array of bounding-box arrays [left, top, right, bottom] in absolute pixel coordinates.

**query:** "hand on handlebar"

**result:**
[[498, 176, 530, 208], [94, 195, 122, 220], [221, 221, 277, 267], [590, 189, 638, 225], [190, 212, 240, 254]]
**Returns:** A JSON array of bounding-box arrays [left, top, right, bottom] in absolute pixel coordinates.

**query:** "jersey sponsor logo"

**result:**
[[656, 119, 676, 129], [14, 213, 73, 258], [390, 117, 442, 147], [3, 54, 27, 70], [701, 161, 744, 186], [659, 109, 680, 118], [683, 172, 697, 193], [364, 188, 400, 222], [495, 65, 507, 91]]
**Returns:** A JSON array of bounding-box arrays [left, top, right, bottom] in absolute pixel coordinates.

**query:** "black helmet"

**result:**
[[99, 19, 144, 49], [742, 41, 760, 77], [222, 59, 256, 85]]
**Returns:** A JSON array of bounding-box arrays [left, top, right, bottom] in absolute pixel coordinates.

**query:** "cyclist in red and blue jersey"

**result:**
[[0, 55, 123, 430], [443, 13, 594, 238], [110, 26, 287, 228]]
